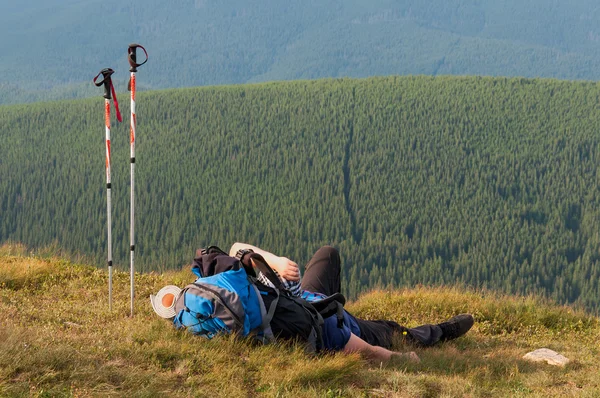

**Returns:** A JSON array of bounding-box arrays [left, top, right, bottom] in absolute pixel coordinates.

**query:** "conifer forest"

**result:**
[[2, 75, 600, 310]]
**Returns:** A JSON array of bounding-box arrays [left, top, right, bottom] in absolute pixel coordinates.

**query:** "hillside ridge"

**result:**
[[2, 1, 600, 104], [2, 75, 600, 310]]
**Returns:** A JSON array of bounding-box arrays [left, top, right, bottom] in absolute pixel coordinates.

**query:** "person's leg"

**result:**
[[355, 314, 474, 348], [301, 246, 341, 296], [300, 246, 473, 348], [352, 316, 441, 348], [403, 323, 444, 346], [353, 319, 404, 349]]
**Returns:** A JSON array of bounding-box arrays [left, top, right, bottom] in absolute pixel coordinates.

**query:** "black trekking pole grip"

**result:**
[[128, 43, 148, 72], [93, 68, 116, 99]]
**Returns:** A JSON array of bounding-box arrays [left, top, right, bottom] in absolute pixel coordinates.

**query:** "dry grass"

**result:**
[[1, 244, 599, 397]]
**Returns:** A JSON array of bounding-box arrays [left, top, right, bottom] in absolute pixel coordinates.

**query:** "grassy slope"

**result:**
[[1, 243, 599, 397]]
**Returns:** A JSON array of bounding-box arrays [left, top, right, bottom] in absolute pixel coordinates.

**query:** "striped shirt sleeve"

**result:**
[[256, 271, 302, 297]]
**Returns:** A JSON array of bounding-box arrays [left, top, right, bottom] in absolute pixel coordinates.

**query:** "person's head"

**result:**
[[150, 285, 182, 319]]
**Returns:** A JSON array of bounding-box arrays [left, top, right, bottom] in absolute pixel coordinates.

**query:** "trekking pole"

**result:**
[[93, 68, 122, 311], [127, 44, 148, 317]]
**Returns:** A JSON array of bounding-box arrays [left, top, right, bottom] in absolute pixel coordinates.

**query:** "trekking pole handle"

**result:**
[[128, 44, 148, 72], [93, 68, 122, 122], [93, 68, 116, 99]]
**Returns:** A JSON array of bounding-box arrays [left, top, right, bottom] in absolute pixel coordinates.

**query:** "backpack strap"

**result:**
[[251, 284, 277, 341], [247, 253, 285, 291], [289, 294, 324, 352], [310, 293, 346, 328], [249, 252, 346, 330]]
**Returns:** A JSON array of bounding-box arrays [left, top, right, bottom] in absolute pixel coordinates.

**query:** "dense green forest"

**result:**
[[2, 75, 600, 311], [2, 0, 600, 104]]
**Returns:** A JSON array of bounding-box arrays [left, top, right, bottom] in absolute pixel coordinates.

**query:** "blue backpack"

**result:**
[[171, 246, 344, 352], [172, 247, 272, 340]]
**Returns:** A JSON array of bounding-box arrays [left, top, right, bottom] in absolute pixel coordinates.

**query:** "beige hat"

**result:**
[[150, 285, 182, 318]]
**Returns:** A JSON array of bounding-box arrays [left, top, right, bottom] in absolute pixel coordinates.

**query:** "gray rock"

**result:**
[[523, 348, 570, 367]]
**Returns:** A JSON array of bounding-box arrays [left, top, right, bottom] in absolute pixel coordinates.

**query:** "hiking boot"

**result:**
[[438, 314, 474, 341]]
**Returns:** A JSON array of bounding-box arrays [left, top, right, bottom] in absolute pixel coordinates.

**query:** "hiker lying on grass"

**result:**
[[150, 244, 473, 365], [229, 243, 474, 364]]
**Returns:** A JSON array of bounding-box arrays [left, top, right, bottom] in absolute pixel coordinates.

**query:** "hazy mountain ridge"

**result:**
[[1, 0, 600, 104]]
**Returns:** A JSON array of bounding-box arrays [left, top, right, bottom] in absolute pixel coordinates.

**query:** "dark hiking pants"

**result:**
[[301, 246, 443, 349]]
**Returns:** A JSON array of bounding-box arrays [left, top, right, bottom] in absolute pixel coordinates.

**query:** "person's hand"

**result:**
[[272, 257, 300, 281], [405, 352, 420, 363], [388, 351, 420, 365]]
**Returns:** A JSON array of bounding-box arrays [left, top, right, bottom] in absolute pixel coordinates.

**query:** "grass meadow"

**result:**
[[1, 243, 599, 397]]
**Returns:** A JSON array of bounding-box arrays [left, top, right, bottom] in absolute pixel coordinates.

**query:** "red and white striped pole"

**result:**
[[104, 98, 113, 311], [93, 68, 122, 311], [127, 44, 148, 317]]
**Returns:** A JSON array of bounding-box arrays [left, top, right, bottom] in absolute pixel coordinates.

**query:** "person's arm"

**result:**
[[343, 333, 420, 365], [229, 242, 301, 281]]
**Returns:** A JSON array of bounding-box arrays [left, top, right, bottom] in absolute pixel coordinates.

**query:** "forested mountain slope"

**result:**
[[2, 76, 600, 310], [2, 0, 600, 104]]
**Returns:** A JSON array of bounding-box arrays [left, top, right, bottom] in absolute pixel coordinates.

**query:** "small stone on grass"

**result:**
[[523, 348, 570, 367]]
